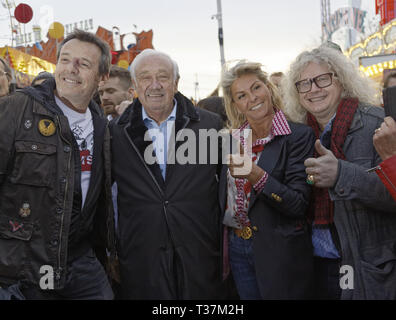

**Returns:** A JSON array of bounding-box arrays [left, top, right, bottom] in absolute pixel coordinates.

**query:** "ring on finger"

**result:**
[[306, 174, 315, 185]]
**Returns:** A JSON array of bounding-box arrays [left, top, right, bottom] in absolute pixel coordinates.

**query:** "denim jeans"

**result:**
[[228, 229, 262, 300], [21, 248, 114, 300]]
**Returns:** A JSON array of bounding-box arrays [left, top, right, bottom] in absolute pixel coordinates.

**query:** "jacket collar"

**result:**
[[118, 91, 200, 126], [348, 104, 363, 134], [20, 78, 103, 119], [120, 92, 199, 190], [82, 110, 106, 212], [343, 103, 363, 152]]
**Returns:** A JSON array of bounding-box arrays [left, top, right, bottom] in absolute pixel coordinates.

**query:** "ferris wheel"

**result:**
[[1, 0, 19, 47], [0, 0, 31, 47]]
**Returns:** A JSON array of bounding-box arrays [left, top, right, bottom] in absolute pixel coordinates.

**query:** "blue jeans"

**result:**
[[228, 229, 262, 300], [21, 248, 114, 300]]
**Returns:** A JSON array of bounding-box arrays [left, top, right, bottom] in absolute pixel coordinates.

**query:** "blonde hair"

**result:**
[[221, 60, 286, 129], [282, 46, 381, 124]]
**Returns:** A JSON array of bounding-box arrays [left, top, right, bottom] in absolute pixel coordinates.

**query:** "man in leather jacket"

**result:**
[[0, 30, 115, 300]]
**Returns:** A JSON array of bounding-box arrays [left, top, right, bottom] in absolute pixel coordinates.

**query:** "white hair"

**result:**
[[130, 49, 180, 86]]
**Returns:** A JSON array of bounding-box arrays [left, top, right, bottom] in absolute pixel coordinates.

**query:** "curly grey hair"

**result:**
[[282, 46, 381, 124]]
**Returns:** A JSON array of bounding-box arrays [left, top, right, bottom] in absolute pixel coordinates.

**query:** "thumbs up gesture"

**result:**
[[304, 139, 339, 188], [227, 143, 251, 177], [227, 142, 265, 185]]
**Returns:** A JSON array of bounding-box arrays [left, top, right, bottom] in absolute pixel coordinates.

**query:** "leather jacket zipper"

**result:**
[[371, 165, 396, 192], [55, 115, 72, 285]]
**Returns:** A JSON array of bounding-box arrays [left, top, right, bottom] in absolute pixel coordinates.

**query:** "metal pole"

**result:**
[[216, 0, 225, 68], [320, 0, 332, 43], [5, 0, 15, 47], [194, 73, 199, 103]]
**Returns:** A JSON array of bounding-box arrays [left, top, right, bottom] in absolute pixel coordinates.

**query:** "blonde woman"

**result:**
[[283, 45, 396, 299], [219, 61, 315, 299]]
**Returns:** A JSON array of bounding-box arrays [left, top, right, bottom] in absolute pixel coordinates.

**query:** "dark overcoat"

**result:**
[[110, 93, 225, 299]]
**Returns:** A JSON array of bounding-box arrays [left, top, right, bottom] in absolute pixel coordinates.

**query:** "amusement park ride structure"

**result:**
[[0, 1, 154, 87], [321, 0, 332, 42]]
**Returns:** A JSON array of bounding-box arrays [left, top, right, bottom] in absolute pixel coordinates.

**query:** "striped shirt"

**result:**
[[223, 110, 291, 229]]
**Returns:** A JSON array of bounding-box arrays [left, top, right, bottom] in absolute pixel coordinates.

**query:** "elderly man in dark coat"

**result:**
[[110, 49, 225, 299]]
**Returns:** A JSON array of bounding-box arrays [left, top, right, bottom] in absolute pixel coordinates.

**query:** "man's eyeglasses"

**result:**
[[0, 71, 8, 78], [295, 73, 334, 93]]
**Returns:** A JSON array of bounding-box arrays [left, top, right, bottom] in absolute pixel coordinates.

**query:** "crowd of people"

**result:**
[[0, 29, 396, 300]]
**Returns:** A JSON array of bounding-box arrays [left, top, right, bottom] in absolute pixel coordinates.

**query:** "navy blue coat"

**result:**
[[219, 122, 316, 299]]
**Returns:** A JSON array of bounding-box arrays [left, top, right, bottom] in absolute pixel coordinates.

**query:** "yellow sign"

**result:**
[[38, 119, 56, 137], [117, 59, 129, 69], [48, 22, 65, 40]]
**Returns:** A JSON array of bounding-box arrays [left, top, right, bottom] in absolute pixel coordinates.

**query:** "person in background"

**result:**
[[383, 72, 396, 89], [220, 60, 315, 299], [0, 57, 12, 97], [269, 71, 284, 89], [373, 116, 396, 201], [98, 65, 134, 121], [197, 96, 227, 127], [31, 71, 54, 86], [283, 45, 396, 300]]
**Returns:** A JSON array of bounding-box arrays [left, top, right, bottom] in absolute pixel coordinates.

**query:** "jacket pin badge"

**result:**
[[9, 221, 24, 233], [19, 203, 31, 218], [24, 119, 33, 130], [38, 119, 56, 137]]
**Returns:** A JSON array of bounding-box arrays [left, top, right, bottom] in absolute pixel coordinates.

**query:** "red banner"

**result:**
[[376, 0, 396, 26]]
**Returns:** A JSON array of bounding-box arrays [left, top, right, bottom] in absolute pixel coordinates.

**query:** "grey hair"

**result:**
[[57, 29, 111, 77], [221, 60, 286, 129], [282, 46, 381, 124], [130, 49, 180, 86]]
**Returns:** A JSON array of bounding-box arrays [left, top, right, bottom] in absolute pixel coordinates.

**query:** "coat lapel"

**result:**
[[81, 103, 106, 212], [165, 93, 199, 182], [124, 102, 166, 191], [343, 107, 363, 153], [121, 93, 200, 190]]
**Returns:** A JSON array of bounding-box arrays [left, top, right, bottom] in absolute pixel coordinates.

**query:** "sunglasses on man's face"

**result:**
[[295, 73, 334, 93]]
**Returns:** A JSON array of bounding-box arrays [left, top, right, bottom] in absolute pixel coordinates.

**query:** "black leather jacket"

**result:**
[[0, 79, 115, 290]]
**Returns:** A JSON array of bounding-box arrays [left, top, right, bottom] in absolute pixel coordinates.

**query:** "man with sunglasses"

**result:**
[[283, 45, 396, 300]]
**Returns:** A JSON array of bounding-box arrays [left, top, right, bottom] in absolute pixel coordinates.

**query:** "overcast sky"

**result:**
[[0, 0, 377, 99]]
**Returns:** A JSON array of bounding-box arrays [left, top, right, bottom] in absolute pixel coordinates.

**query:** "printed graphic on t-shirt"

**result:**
[[71, 124, 93, 172], [55, 95, 94, 208]]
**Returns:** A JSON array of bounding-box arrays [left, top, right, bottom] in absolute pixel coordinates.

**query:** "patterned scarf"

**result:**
[[243, 144, 265, 195], [307, 98, 359, 226]]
